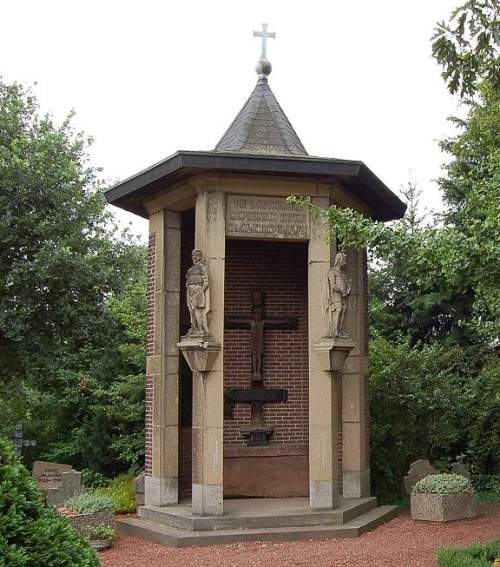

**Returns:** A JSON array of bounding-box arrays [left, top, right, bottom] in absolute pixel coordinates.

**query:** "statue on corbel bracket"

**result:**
[[314, 250, 354, 372], [178, 248, 219, 374], [185, 248, 210, 337], [326, 251, 352, 338]]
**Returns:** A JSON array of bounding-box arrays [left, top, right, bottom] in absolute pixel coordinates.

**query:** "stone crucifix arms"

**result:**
[[326, 251, 352, 338], [185, 249, 210, 337]]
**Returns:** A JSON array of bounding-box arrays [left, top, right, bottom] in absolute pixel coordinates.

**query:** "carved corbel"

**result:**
[[178, 337, 220, 373], [313, 337, 355, 373]]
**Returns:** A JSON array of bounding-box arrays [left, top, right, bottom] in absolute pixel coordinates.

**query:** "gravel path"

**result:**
[[100, 504, 500, 567]]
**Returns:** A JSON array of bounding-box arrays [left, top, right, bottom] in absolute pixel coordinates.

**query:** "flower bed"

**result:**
[[66, 510, 116, 536], [411, 474, 478, 522], [59, 491, 116, 536]]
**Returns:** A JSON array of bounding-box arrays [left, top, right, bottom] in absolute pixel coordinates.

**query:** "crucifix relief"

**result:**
[[225, 290, 296, 446]]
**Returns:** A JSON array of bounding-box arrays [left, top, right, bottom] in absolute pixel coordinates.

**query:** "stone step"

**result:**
[[117, 505, 399, 548], [139, 497, 377, 531]]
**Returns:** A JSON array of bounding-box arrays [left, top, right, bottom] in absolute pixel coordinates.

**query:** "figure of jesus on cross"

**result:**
[[226, 289, 294, 382]]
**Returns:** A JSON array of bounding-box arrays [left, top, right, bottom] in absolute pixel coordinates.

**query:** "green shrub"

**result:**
[[81, 468, 109, 489], [65, 490, 115, 513], [474, 475, 500, 503], [0, 437, 99, 567], [84, 524, 115, 541], [95, 473, 135, 513], [437, 539, 500, 566], [369, 335, 465, 500], [414, 474, 473, 494]]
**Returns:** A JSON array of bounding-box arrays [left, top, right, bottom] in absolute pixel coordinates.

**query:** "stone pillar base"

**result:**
[[192, 483, 223, 516], [343, 469, 371, 498], [310, 480, 338, 510], [144, 476, 178, 507]]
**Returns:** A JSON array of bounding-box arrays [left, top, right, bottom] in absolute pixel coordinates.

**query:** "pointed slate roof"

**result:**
[[215, 77, 308, 157], [105, 37, 407, 223]]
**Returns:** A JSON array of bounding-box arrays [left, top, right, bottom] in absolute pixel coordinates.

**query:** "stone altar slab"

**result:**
[[226, 195, 309, 240]]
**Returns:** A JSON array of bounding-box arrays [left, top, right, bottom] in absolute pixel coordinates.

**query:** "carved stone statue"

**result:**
[[185, 249, 210, 337], [326, 251, 352, 338]]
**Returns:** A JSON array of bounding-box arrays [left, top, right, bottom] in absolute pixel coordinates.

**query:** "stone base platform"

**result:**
[[116, 497, 398, 547]]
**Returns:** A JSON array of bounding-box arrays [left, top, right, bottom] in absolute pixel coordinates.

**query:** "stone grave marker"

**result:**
[[404, 459, 437, 494], [134, 472, 145, 507], [32, 460, 73, 491], [451, 462, 471, 480], [46, 470, 82, 506], [11, 424, 36, 457]]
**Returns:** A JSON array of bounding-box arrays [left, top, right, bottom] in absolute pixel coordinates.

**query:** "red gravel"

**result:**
[[100, 504, 500, 567]]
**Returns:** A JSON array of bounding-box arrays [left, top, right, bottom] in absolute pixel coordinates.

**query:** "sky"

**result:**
[[2, 0, 461, 239]]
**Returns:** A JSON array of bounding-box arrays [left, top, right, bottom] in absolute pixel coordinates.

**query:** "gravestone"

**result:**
[[32, 460, 73, 491], [46, 469, 82, 506], [11, 424, 36, 457], [404, 459, 437, 494], [451, 462, 471, 480], [134, 472, 145, 507]]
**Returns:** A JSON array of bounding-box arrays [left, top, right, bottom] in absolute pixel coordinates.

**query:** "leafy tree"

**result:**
[[290, 0, 500, 493], [288, 80, 499, 345], [0, 79, 147, 476], [432, 0, 499, 98], [369, 335, 471, 498], [465, 355, 500, 474]]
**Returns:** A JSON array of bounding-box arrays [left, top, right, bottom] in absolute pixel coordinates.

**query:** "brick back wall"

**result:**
[[224, 240, 309, 448], [145, 232, 156, 477]]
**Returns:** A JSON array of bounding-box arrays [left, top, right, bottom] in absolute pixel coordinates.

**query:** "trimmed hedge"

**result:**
[[0, 437, 99, 567], [437, 539, 500, 566]]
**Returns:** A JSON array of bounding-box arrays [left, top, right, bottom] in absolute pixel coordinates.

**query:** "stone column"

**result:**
[[145, 209, 181, 506], [342, 249, 370, 498], [308, 196, 340, 510], [183, 191, 225, 516]]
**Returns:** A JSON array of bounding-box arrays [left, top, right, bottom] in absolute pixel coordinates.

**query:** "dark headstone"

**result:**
[[46, 470, 82, 506], [451, 462, 471, 480], [134, 472, 145, 507], [404, 459, 437, 494]]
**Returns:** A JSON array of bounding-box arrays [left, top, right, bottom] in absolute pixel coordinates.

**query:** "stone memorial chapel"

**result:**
[[106, 25, 406, 545]]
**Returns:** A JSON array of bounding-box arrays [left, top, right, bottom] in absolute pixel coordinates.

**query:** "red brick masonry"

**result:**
[[144, 232, 156, 476]]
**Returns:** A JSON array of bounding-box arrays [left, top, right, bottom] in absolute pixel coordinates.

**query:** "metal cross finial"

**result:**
[[253, 23, 275, 60]]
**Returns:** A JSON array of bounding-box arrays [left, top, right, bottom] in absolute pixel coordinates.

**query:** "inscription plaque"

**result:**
[[226, 195, 309, 240]]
